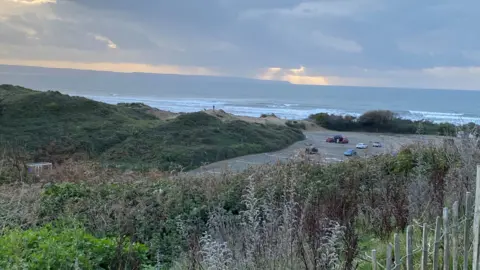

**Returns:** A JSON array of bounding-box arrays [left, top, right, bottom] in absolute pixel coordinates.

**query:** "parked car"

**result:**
[[372, 142, 382, 147], [344, 149, 357, 156], [356, 143, 368, 149], [305, 146, 318, 154], [326, 135, 349, 144]]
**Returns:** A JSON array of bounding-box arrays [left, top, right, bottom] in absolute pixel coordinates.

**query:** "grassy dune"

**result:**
[[0, 84, 304, 171], [103, 112, 305, 170]]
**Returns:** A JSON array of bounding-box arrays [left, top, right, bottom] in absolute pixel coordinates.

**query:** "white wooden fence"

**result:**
[[369, 165, 480, 269]]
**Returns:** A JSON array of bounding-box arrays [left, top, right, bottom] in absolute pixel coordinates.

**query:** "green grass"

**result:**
[[0, 84, 304, 170]]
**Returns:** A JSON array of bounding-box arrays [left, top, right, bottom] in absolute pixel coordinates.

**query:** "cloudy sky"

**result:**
[[1, 0, 480, 90]]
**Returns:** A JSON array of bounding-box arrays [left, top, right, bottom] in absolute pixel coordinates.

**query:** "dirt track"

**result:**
[[189, 130, 442, 174]]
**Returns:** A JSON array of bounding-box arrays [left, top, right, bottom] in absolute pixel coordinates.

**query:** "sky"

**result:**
[[1, 0, 480, 90]]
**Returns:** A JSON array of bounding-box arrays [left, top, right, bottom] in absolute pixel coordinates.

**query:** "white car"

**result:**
[[372, 142, 382, 147], [356, 143, 368, 149]]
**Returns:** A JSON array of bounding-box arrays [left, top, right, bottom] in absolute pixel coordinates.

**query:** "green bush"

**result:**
[[358, 110, 395, 132], [0, 223, 149, 269], [309, 110, 470, 136], [34, 179, 236, 266], [40, 183, 91, 219], [309, 112, 359, 131]]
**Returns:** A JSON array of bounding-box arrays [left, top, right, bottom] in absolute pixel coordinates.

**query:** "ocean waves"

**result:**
[[398, 110, 480, 125], [82, 95, 480, 125]]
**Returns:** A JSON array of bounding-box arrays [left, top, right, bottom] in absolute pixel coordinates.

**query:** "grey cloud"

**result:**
[[311, 31, 362, 53], [240, 0, 384, 19], [1, 0, 480, 88]]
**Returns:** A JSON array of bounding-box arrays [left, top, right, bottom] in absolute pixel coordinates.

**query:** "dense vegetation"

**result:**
[[0, 84, 304, 171], [0, 85, 160, 163], [309, 110, 475, 136], [0, 223, 149, 269], [0, 135, 478, 269]]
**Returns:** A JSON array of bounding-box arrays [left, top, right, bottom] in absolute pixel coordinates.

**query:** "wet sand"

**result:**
[[189, 130, 442, 174]]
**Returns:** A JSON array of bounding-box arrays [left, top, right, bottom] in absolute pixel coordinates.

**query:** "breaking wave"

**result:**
[[81, 95, 480, 125]]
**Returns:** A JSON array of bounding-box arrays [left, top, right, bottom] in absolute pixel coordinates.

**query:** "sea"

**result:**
[[73, 84, 480, 125]]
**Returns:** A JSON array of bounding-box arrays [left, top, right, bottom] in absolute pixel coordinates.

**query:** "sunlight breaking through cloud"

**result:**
[[258, 66, 329, 85], [0, 59, 219, 76]]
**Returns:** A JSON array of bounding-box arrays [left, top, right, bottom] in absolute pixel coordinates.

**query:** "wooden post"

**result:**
[[386, 243, 393, 270], [465, 192, 472, 270], [394, 233, 401, 269], [421, 223, 428, 270], [444, 207, 450, 270], [473, 165, 480, 270], [406, 225, 413, 270], [372, 249, 377, 270], [433, 216, 441, 270], [452, 201, 459, 270]]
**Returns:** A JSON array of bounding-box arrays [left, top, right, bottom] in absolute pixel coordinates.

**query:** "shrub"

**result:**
[[309, 110, 474, 136], [358, 110, 395, 132], [40, 183, 91, 219], [309, 113, 359, 131], [0, 223, 149, 269]]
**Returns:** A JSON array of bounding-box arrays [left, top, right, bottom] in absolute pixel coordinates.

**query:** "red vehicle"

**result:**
[[326, 135, 349, 144]]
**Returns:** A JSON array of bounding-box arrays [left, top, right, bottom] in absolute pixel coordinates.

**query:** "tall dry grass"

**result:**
[[172, 166, 346, 270]]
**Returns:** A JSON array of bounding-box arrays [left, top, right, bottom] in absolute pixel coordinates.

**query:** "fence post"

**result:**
[[386, 243, 393, 270], [444, 207, 450, 270], [465, 192, 472, 270], [421, 223, 428, 270], [394, 233, 401, 269], [433, 216, 441, 270], [452, 201, 459, 270], [472, 165, 480, 270], [406, 225, 413, 270], [372, 249, 377, 270]]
